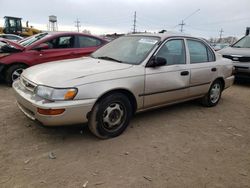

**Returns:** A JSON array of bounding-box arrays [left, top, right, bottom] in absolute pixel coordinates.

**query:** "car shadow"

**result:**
[[28, 99, 200, 142], [34, 122, 98, 141], [234, 77, 250, 87]]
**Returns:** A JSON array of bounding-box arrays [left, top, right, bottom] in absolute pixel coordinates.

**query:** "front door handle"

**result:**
[[211, 67, 217, 72], [180, 71, 189, 76]]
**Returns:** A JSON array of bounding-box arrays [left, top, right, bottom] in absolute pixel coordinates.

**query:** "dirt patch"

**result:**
[[0, 83, 250, 187]]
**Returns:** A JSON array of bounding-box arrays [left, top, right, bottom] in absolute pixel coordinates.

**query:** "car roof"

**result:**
[[130, 32, 191, 41], [39, 31, 102, 38]]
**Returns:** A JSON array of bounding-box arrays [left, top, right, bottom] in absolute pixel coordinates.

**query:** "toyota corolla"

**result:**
[[13, 33, 234, 138]]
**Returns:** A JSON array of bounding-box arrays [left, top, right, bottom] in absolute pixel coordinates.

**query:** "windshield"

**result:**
[[232, 35, 250, 48], [91, 36, 160, 65], [19, 33, 48, 47]]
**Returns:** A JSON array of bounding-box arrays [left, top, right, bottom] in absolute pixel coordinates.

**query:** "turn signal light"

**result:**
[[37, 108, 65, 115], [64, 89, 77, 100]]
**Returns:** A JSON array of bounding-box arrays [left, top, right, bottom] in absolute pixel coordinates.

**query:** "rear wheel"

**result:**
[[88, 93, 132, 139], [202, 80, 222, 107], [5, 64, 27, 85]]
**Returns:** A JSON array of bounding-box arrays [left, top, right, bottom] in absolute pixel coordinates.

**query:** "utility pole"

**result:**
[[179, 9, 200, 32], [179, 20, 185, 32], [75, 18, 81, 32], [219, 28, 224, 42], [132, 11, 137, 33]]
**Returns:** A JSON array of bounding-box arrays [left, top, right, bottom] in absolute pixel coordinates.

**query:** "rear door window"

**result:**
[[77, 36, 102, 48], [187, 39, 215, 63]]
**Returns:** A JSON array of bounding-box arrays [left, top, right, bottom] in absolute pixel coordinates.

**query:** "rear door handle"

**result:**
[[180, 71, 189, 76], [211, 67, 217, 72]]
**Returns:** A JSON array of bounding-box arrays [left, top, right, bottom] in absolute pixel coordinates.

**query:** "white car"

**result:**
[[13, 32, 234, 138], [0, 34, 24, 42]]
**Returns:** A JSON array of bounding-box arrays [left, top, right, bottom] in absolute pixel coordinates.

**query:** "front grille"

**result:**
[[223, 55, 250, 62], [20, 77, 36, 92]]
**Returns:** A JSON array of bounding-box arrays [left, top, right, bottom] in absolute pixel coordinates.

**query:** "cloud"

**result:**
[[0, 0, 249, 37]]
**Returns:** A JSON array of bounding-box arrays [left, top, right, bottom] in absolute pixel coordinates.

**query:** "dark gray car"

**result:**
[[219, 35, 250, 79]]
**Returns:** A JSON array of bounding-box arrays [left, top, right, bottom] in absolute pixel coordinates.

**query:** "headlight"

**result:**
[[35, 85, 78, 101]]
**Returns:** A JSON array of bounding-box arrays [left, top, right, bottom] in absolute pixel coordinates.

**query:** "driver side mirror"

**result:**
[[33, 43, 49, 51], [146, 56, 166, 67]]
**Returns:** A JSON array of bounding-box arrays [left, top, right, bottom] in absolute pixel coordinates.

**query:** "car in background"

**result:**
[[13, 33, 234, 139], [0, 34, 24, 42], [212, 43, 230, 51], [0, 32, 107, 84], [218, 35, 250, 79]]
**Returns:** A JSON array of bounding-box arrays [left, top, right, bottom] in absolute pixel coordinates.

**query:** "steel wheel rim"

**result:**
[[102, 102, 126, 131], [210, 83, 221, 104], [12, 68, 23, 81]]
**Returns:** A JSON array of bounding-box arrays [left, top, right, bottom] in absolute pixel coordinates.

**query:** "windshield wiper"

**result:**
[[96, 56, 122, 63]]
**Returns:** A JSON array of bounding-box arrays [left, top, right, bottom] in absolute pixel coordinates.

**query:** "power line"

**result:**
[[183, 9, 200, 21]]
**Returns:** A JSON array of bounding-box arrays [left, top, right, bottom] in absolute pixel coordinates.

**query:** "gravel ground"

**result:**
[[0, 82, 250, 188]]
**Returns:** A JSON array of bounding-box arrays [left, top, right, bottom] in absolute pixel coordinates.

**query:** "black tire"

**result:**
[[88, 93, 132, 139], [202, 80, 222, 107], [5, 64, 27, 85]]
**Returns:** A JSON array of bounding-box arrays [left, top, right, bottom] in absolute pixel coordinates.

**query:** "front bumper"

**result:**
[[233, 62, 250, 75], [13, 80, 96, 126]]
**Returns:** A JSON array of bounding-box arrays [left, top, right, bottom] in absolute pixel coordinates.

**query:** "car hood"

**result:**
[[218, 47, 250, 56], [0, 38, 24, 52], [22, 57, 133, 87]]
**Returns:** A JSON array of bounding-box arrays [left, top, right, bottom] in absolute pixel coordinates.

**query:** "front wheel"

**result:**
[[202, 80, 223, 107], [88, 93, 132, 139], [5, 64, 27, 85]]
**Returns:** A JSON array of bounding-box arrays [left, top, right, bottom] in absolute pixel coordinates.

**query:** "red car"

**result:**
[[0, 32, 107, 84]]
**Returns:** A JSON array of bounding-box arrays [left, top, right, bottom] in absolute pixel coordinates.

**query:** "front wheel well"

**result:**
[[2, 62, 29, 74], [4, 63, 29, 85], [95, 89, 138, 115]]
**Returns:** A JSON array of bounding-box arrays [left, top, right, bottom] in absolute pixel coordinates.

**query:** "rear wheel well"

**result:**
[[95, 89, 137, 115], [214, 77, 225, 90]]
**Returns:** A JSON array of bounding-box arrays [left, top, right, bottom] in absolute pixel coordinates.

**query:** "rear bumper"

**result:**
[[224, 75, 234, 89], [13, 80, 96, 126]]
